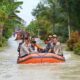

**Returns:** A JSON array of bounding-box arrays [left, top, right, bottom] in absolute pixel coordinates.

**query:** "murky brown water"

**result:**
[[0, 36, 80, 80]]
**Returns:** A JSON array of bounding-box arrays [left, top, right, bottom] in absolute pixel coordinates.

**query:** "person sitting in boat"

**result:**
[[45, 35, 53, 44], [30, 40, 44, 53], [30, 41, 38, 53], [18, 37, 31, 57], [48, 35, 53, 40], [17, 31, 30, 53], [17, 31, 25, 52], [49, 35, 63, 56], [31, 36, 36, 42], [15, 30, 24, 44], [44, 35, 54, 52]]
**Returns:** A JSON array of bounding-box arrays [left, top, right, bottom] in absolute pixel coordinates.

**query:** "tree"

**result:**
[[0, 0, 23, 39], [0, 0, 23, 47], [32, 0, 68, 41], [59, 0, 80, 31]]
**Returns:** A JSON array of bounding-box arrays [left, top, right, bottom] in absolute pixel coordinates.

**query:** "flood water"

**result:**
[[0, 36, 80, 80]]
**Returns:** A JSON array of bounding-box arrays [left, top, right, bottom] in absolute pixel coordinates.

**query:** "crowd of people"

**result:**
[[15, 30, 63, 58]]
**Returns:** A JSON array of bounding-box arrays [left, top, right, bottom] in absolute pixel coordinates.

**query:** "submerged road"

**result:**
[[0, 36, 80, 80]]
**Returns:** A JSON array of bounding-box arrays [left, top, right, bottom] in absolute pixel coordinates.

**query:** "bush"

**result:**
[[74, 41, 80, 55], [0, 41, 3, 47], [0, 37, 7, 47], [67, 31, 80, 50]]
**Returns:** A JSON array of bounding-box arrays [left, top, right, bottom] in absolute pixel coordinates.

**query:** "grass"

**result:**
[[0, 47, 6, 52], [0, 42, 9, 52]]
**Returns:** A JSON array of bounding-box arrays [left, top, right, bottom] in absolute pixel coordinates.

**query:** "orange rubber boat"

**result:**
[[17, 53, 65, 64]]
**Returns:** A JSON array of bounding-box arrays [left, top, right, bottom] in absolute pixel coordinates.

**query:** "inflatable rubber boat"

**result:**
[[17, 53, 65, 64]]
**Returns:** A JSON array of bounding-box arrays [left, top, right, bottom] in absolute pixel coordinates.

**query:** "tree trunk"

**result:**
[[0, 24, 3, 37], [68, 16, 71, 39]]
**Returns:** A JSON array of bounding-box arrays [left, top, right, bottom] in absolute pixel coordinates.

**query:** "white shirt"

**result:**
[[20, 42, 31, 57], [54, 42, 62, 55]]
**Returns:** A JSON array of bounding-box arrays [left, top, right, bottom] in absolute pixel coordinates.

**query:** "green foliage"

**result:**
[[3, 28, 13, 39], [74, 41, 80, 55], [31, 0, 69, 41], [31, 0, 80, 42], [0, 0, 23, 48], [67, 31, 80, 50], [26, 20, 39, 37], [59, 0, 80, 30], [53, 23, 68, 42], [0, 37, 7, 47]]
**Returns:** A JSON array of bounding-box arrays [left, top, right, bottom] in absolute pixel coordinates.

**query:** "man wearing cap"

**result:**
[[44, 35, 54, 52], [49, 34, 63, 56]]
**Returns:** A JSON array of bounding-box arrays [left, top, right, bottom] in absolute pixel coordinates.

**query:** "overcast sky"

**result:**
[[17, 0, 40, 25]]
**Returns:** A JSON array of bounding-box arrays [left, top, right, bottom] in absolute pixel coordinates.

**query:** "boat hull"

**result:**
[[17, 53, 65, 64]]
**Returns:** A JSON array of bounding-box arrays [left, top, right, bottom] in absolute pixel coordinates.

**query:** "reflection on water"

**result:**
[[0, 36, 80, 80]]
